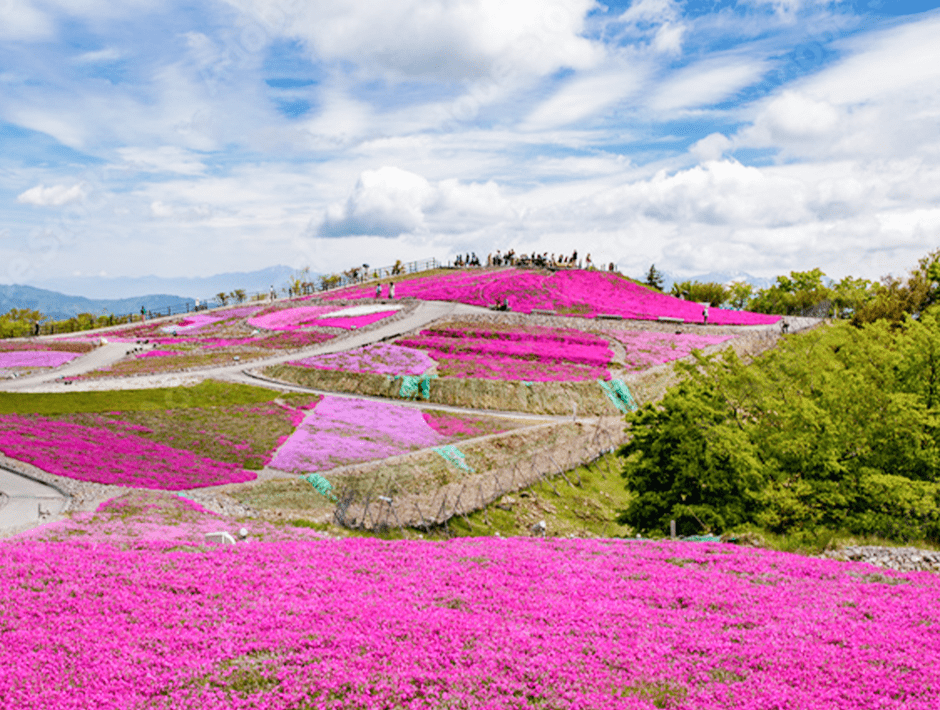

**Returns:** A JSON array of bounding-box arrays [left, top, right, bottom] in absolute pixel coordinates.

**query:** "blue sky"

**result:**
[[2, 0, 939, 288]]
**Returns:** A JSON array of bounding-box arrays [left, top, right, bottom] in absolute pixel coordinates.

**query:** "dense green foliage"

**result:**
[[670, 280, 729, 307], [619, 309, 940, 542]]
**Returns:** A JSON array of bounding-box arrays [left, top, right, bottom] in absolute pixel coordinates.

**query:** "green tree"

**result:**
[[619, 312, 940, 542], [644, 264, 665, 291], [852, 249, 940, 325], [726, 281, 754, 310], [670, 280, 728, 307], [749, 268, 833, 316], [618, 358, 764, 537], [0, 308, 45, 338]]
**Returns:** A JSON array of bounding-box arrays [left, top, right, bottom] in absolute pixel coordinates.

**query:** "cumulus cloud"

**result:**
[[318, 167, 513, 238], [16, 182, 89, 207], [223, 0, 603, 81]]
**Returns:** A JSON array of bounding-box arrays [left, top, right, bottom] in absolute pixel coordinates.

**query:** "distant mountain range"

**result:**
[[1, 265, 299, 321], [27, 265, 296, 300], [0, 284, 190, 321]]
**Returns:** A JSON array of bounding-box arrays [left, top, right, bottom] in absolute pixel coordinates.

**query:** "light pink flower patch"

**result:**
[[290, 342, 435, 376], [605, 330, 738, 369], [0, 350, 81, 368], [247, 305, 339, 331], [323, 268, 780, 325], [0, 414, 254, 489], [270, 396, 445, 472]]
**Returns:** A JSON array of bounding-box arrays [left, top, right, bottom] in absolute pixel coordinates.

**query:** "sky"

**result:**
[[2, 0, 939, 289]]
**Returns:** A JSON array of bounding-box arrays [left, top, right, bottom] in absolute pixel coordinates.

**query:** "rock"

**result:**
[[238, 527, 248, 539], [205, 531, 236, 546], [530, 520, 547, 537]]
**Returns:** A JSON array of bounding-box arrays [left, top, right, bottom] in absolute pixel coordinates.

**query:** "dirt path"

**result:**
[[0, 465, 70, 535]]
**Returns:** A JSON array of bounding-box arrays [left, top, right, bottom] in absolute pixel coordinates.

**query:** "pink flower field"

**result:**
[[0, 414, 254, 489], [398, 325, 613, 382], [290, 342, 437, 376], [1, 536, 936, 709], [0, 350, 82, 368], [323, 268, 780, 325]]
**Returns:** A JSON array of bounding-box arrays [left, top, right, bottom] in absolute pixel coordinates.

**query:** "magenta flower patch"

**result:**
[[398, 325, 613, 381], [299, 310, 399, 330], [323, 268, 780, 325], [0, 350, 81, 368], [290, 342, 436, 376], [270, 396, 446, 471], [247, 305, 340, 331], [0, 538, 936, 709], [135, 349, 180, 358], [0, 414, 254, 489]]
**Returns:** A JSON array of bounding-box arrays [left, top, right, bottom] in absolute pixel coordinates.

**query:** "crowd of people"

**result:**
[[453, 249, 615, 272]]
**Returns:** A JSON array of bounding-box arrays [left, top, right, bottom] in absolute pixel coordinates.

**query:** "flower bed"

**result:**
[[269, 396, 521, 472], [397, 324, 613, 382], [290, 342, 436, 376], [605, 330, 738, 370], [1, 537, 936, 709], [271, 396, 447, 472], [323, 268, 780, 325], [0, 414, 254, 489], [0, 350, 82, 368]]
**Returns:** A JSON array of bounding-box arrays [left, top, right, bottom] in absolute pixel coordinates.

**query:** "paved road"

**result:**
[[0, 341, 142, 392], [0, 300, 490, 394], [0, 467, 69, 534]]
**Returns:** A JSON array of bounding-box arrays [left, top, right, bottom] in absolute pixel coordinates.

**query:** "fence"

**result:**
[[33, 257, 443, 336], [330, 416, 628, 533]]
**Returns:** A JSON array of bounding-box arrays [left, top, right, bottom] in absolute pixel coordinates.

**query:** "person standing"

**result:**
[[376, 283, 382, 299], [389, 282, 395, 299], [703, 304, 709, 325]]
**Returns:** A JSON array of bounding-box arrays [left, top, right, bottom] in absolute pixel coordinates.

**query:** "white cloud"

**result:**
[[73, 47, 122, 63], [318, 166, 513, 238], [0, 1, 54, 41], [690, 133, 732, 161], [16, 182, 89, 207], [118, 147, 207, 175], [647, 56, 768, 113], [223, 0, 603, 81], [523, 69, 647, 130]]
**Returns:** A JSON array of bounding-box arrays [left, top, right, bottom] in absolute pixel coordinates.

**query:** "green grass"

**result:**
[[0, 379, 306, 415]]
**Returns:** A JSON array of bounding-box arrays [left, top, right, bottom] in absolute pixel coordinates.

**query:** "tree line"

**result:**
[[643, 250, 940, 323]]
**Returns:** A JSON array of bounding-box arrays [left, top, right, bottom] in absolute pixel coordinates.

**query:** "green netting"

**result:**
[[433, 444, 475, 472], [300, 473, 337, 500], [520, 381, 534, 387], [598, 379, 638, 413], [398, 374, 435, 400], [683, 534, 722, 543]]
